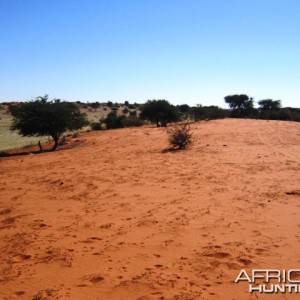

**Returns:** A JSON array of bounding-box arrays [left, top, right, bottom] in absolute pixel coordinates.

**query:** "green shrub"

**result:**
[[258, 108, 300, 122], [192, 105, 228, 121], [122, 107, 130, 114], [129, 110, 137, 117], [90, 122, 102, 131], [103, 112, 125, 129], [122, 116, 144, 127]]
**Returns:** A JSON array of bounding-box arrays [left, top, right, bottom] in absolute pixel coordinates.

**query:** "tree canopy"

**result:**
[[10, 95, 88, 150], [258, 99, 281, 111], [224, 94, 254, 117], [140, 99, 180, 127]]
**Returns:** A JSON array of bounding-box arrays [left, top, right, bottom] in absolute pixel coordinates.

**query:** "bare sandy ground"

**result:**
[[0, 119, 300, 300]]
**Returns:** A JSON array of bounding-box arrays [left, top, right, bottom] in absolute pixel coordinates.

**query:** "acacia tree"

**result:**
[[258, 99, 281, 111], [224, 94, 254, 117], [10, 95, 88, 151], [90, 101, 100, 112], [177, 104, 190, 119], [140, 99, 180, 127]]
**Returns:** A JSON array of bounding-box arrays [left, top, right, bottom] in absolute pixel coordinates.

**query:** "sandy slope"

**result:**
[[0, 119, 300, 300]]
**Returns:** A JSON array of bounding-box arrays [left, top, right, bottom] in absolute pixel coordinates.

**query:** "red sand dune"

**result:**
[[0, 119, 300, 299]]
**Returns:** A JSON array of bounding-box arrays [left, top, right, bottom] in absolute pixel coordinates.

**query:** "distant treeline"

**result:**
[[90, 95, 300, 128], [3, 94, 298, 153], [2, 94, 300, 133]]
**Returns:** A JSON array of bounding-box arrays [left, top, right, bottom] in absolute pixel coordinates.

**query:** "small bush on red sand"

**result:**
[[166, 123, 193, 150]]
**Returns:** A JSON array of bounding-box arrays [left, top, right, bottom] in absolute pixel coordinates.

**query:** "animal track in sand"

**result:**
[[89, 275, 104, 284], [206, 252, 231, 259], [0, 208, 12, 215], [255, 248, 267, 254], [154, 264, 164, 268], [30, 219, 49, 229], [286, 190, 300, 196], [79, 274, 104, 286], [11, 253, 31, 263], [100, 222, 114, 229], [2, 216, 17, 225], [163, 239, 174, 246], [237, 258, 253, 266], [14, 291, 25, 296], [32, 288, 61, 299], [79, 237, 102, 243], [135, 296, 154, 300]]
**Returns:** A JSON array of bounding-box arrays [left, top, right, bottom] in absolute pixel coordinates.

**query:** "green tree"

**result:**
[[10, 95, 88, 151], [192, 105, 228, 121], [224, 94, 254, 117], [177, 104, 191, 120], [140, 99, 180, 127], [258, 99, 281, 111], [90, 101, 100, 111], [191, 104, 202, 121]]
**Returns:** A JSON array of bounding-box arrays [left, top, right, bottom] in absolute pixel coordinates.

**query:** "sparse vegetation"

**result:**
[[1, 95, 299, 152], [166, 123, 193, 150], [90, 102, 100, 111]]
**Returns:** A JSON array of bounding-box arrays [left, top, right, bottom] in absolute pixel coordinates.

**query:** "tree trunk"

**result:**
[[38, 141, 43, 151], [51, 136, 59, 151]]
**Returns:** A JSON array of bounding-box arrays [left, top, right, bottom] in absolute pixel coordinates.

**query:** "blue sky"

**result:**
[[0, 0, 299, 107]]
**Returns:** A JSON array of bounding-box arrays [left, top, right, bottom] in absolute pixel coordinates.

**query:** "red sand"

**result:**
[[0, 119, 300, 299]]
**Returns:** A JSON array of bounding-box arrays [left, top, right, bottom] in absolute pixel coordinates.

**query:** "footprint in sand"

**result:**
[[89, 275, 104, 284], [14, 291, 25, 296], [255, 248, 267, 254], [79, 274, 104, 287], [0, 208, 12, 215], [32, 288, 60, 299], [237, 258, 253, 266], [12, 254, 32, 263], [2, 217, 16, 225], [206, 252, 231, 259], [285, 190, 300, 196], [100, 223, 113, 229], [154, 264, 164, 268]]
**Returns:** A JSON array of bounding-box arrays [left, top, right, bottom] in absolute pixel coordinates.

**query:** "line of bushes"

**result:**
[[90, 101, 300, 132], [90, 112, 144, 131]]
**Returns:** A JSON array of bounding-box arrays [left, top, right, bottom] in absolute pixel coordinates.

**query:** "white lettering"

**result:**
[[285, 284, 299, 293], [249, 284, 263, 293], [236, 269, 300, 294], [288, 270, 300, 283], [274, 284, 285, 293], [252, 270, 266, 282], [266, 270, 281, 283], [263, 285, 275, 293], [235, 269, 251, 283]]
